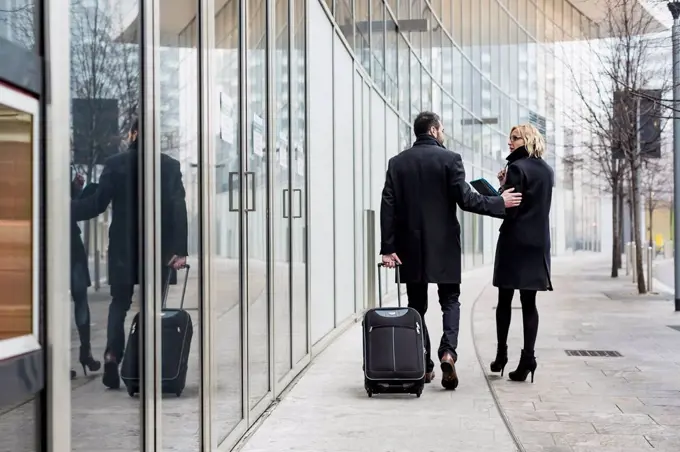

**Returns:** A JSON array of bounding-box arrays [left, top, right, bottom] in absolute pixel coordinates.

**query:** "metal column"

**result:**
[[669, 1, 680, 311]]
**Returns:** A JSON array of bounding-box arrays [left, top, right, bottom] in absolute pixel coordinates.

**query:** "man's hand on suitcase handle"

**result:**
[[168, 255, 188, 270], [381, 253, 401, 269]]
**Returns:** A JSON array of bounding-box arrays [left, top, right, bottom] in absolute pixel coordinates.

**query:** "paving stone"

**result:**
[[473, 255, 680, 452], [555, 412, 655, 425], [552, 432, 653, 449], [513, 420, 595, 434], [240, 271, 520, 452], [650, 414, 680, 425]]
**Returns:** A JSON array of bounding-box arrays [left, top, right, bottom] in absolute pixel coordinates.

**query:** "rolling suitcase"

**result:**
[[362, 263, 426, 398], [121, 265, 194, 397]]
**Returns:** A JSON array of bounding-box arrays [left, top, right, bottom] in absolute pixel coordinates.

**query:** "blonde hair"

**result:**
[[510, 124, 545, 158]]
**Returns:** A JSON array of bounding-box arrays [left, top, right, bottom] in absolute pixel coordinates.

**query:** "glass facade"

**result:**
[[0, 0, 610, 451]]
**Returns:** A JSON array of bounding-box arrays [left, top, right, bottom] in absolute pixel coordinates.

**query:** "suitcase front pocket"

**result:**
[[367, 324, 422, 374], [367, 327, 396, 372]]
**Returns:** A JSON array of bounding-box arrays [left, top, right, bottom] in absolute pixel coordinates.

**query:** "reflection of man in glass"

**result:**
[[71, 118, 188, 389]]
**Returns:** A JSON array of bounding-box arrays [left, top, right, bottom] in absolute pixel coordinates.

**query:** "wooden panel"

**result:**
[[0, 118, 34, 340]]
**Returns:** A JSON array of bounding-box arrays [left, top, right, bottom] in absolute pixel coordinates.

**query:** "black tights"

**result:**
[[496, 288, 539, 352]]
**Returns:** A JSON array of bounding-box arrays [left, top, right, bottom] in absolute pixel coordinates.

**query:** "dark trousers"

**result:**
[[72, 289, 91, 351], [106, 269, 171, 363], [496, 288, 539, 352], [406, 282, 461, 372]]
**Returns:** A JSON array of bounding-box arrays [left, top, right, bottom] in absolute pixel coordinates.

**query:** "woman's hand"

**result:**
[[497, 168, 507, 186]]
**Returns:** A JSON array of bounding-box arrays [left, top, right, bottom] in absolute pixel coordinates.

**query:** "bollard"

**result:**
[[625, 242, 630, 276], [647, 246, 654, 292], [632, 243, 637, 284]]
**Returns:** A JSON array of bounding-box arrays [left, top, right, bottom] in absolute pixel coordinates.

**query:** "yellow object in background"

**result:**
[[655, 233, 664, 249]]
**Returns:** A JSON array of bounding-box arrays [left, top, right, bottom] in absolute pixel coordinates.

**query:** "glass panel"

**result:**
[[409, 0, 421, 58], [273, 0, 292, 382], [421, 71, 431, 112], [452, 0, 461, 45], [0, 0, 37, 51], [291, 0, 308, 365], [385, 12, 398, 107], [421, 5, 431, 70], [156, 4, 201, 451], [410, 55, 420, 120], [335, 0, 353, 46], [398, 0, 409, 21], [0, 102, 33, 340], [355, 0, 370, 73], [68, 0, 141, 449], [213, 0, 243, 442], [397, 33, 410, 118], [246, 0, 270, 408], [371, 0, 385, 92], [0, 393, 38, 452]]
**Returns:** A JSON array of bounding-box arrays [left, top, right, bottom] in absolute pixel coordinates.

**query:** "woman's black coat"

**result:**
[[493, 146, 554, 291], [71, 182, 92, 293]]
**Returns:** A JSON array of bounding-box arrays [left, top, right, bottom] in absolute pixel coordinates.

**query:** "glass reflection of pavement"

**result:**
[[62, 256, 306, 451]]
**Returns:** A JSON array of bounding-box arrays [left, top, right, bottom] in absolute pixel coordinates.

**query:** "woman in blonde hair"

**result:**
[[489, 124, 553, 383]]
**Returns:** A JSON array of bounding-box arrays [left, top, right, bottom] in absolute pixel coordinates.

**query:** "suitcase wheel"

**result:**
[[175, 389, 182, 397], [127, 387, 136, 398], [366, 389, 373, 398], [415, 390, 422, 398]]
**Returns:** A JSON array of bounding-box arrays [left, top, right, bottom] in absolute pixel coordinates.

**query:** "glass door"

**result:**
[[290, 0, 308, 366], [245, 0, 271, 414], [272, 0, 292, 385]]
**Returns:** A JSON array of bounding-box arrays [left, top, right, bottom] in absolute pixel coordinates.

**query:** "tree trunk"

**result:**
[[611, 182, 620, 278], [630, 166, 646, 294], [616, 181, 626, 268], [617, 183, 625, 268]]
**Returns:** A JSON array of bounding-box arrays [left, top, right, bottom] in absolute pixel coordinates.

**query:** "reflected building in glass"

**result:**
[[0, 0, 666, 451]]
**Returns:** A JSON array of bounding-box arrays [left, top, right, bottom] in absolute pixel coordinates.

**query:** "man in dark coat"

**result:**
[[379, 111, 522, 390], [71, 118, 188, 389]]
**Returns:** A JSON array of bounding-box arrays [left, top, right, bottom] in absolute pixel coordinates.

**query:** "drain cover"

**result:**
[[668, 326, 680, 332], [565, 350, 622, 357]]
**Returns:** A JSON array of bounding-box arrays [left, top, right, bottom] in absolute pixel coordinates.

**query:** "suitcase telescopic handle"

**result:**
[[162, 264, 191, 310], [377, 263, 401, 307]]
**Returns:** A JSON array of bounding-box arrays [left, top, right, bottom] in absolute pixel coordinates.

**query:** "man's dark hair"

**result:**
[[413, 111, 441, 136]]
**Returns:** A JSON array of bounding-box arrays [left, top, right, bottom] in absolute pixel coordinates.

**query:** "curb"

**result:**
[[469, 282, 526, 452]]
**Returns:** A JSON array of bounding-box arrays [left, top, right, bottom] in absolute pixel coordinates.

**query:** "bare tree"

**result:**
[[70, 0, 140, 259], [562, 0, 670, 292]]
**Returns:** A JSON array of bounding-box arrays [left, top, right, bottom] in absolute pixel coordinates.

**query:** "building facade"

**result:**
[[0, 0, 619, 451]]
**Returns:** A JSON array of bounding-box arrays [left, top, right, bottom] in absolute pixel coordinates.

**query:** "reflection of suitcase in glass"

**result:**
[[121, 265, 194, 397]]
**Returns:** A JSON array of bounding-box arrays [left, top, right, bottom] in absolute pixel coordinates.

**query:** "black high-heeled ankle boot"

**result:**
[[490, 344, 508, 376], [79, 346, 101, 376], [508, 349, 537, 383]]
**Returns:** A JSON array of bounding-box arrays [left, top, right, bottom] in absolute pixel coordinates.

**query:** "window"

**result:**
[[0, 85, 39, 355]]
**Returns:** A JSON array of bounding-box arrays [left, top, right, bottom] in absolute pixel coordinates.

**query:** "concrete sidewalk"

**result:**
[[238, 266, 520, 452], [474, 256, 680, 452]]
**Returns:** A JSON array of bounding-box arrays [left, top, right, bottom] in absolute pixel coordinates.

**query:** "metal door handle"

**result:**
[[283, 188, 289, 218], [228, 172, 239, 212], [293, 189, 302, 218], [245, 171, 256, 212]]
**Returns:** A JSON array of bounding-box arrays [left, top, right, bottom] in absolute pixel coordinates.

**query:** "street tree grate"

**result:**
[[565, 350, 623, 358], [668, 326, 680, 333]]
